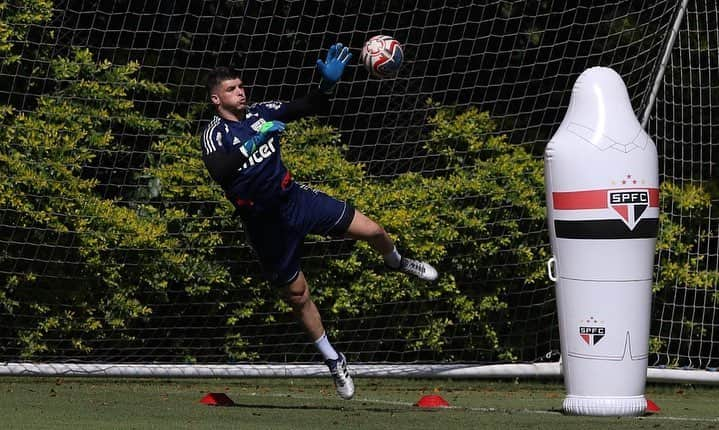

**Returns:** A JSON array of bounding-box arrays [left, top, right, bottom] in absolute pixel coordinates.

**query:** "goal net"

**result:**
[[0, 1, 716, 379]]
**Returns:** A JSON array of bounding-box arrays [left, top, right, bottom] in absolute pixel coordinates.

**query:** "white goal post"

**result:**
[[2, 362, 718, 385]]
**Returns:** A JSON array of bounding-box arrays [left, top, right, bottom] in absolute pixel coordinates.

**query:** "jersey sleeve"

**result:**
[[200, 118, 246, 189], [202, 147, 248, 189], [200, 116, 225, 156], [256, 89, 331, 123]]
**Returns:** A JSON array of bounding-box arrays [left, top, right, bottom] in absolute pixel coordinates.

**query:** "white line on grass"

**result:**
[[238, 391, 719, 423]]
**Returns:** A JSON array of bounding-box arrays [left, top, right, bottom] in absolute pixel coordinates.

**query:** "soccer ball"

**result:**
[[360, 35, 404, 78]]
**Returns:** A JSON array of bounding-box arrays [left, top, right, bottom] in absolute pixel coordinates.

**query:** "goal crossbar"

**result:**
[[2, 362, 717, 384]]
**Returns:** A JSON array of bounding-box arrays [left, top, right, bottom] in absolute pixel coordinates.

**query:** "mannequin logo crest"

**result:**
[[579, 326, 606, 346], [608, 190, 649, 230]]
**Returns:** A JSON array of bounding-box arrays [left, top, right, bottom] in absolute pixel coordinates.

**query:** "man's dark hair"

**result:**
[[205, 67, 242, 94]]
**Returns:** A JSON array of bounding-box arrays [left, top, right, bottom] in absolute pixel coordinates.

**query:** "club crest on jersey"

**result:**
[[608, 189, 649, 230], [250, 118, 267, 132]]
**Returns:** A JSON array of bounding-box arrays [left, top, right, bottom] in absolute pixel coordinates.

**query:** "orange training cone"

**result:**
[[415, 395, 450, 408], [199, 392, 235, 406]]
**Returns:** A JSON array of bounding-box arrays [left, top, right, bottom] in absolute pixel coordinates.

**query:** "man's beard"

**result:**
[[228, 103, 247, 116]]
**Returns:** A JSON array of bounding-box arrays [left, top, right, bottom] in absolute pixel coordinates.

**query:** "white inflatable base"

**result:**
[[563, 395, 647, 416]]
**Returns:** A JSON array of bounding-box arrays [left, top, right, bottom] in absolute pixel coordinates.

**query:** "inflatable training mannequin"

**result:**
[[544, 67, 659, 416]]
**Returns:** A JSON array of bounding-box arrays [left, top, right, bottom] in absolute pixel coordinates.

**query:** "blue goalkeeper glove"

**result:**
[[239, 120, 286, 158], [316, 43, 352, 93], [259, 121, 286, 134]]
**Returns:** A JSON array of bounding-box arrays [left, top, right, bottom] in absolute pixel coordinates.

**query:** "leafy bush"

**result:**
[[0, 48, 233, 358], [649, 181, 719, 364]]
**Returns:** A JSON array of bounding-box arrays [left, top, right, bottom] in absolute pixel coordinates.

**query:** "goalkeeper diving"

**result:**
[[200, 43, 438, 400]]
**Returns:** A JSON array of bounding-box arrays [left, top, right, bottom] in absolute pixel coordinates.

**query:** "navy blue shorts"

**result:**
[[241, 183, 355, 285]]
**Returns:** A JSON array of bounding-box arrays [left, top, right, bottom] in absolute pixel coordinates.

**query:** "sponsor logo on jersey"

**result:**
[[237, 138, 276, 172], [297, 183, 319, 195]]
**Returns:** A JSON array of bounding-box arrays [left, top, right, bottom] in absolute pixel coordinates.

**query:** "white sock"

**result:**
[[314, 332, 339, 361], [383, 246, 402, 269]]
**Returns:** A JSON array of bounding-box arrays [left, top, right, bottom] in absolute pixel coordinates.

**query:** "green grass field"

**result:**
[[0, 377, 717, 429]]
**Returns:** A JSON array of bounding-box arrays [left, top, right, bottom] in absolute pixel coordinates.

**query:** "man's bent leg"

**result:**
[[284, 271, 354, 400], [344, 210, 394, 255], [285, 271, 325, 341], [345, 209, 439, 281]]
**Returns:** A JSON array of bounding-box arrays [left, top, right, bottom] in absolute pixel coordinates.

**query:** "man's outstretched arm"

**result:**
[[275, 42, 352, 123]]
